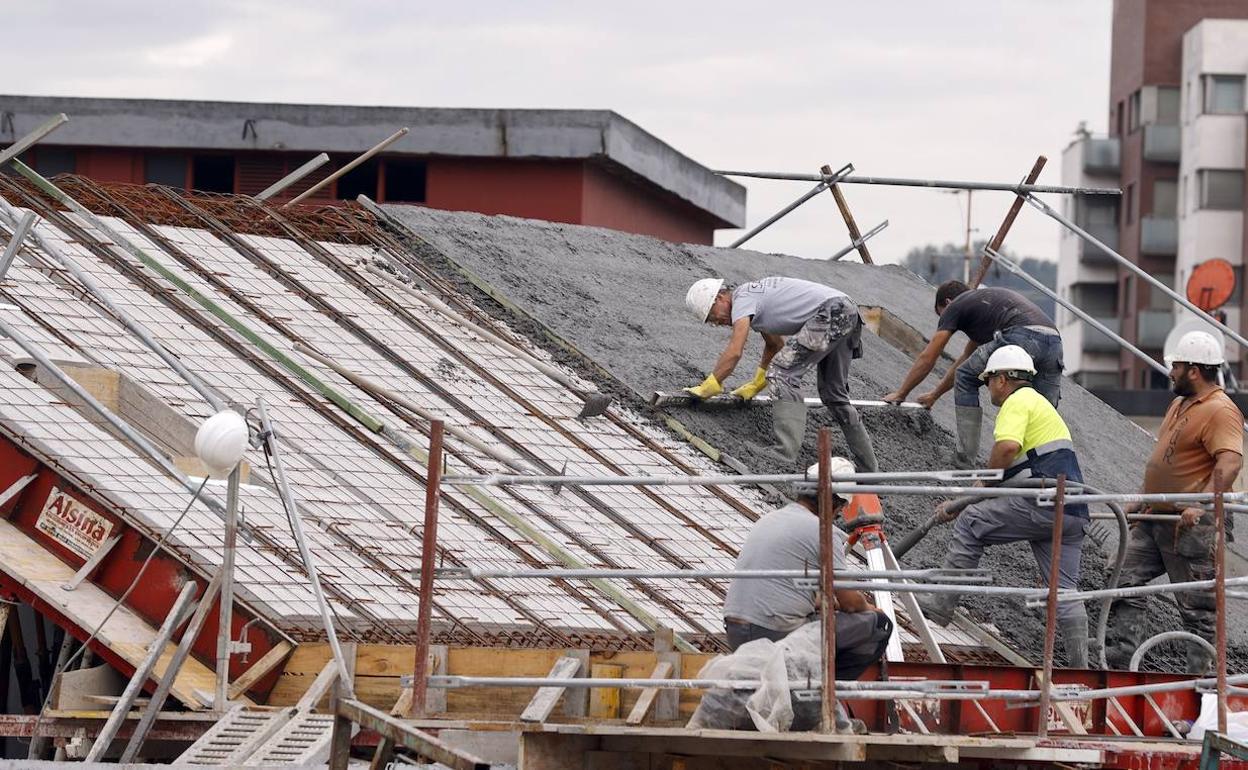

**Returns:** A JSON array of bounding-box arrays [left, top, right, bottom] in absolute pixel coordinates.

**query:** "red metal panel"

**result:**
[[0, 434, 286, 700]]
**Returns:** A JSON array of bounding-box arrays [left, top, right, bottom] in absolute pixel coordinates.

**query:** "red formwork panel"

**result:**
[[0, 435, 287, 701]]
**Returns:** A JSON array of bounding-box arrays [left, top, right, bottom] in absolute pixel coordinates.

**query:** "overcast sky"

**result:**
[[0, 1, 1112, 264]]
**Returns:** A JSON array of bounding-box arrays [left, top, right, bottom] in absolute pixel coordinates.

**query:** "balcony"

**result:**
[[1081, 316, 1123, 354], [1140, 216, 1177, 256], [1082, 137, 1120, 175], [1143, 124, 1180, 163], [1138, 310, 1173, 348], [1077, 222, 1119, 263]]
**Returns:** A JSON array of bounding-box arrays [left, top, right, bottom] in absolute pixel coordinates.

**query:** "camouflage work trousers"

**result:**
[[766, 296, 863, 423], [1105, 520, 1217, 673]]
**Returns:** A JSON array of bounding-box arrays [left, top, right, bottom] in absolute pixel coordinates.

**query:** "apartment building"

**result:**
[[1057, 1, 1248, 397]]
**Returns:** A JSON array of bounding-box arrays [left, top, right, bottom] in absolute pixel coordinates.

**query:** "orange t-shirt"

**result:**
[[1143, 388, 1243, 507]]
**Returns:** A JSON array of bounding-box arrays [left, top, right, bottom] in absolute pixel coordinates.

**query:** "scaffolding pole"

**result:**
[[1027, 192, 1248, 354], [714, 167, 1118, 195], [285, 128, 409, 206], [984, 246, 1168, 377], [256, 153, 330, 201], [257, 398, 353, 694], [0, 113, 68, 168], [729, 163, 853, 248]]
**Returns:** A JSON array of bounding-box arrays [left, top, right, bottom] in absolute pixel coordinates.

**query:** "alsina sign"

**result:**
[[35, 486, 115, 560]]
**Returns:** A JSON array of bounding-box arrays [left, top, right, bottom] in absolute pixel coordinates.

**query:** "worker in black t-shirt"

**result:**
[[883, 280, 1064, 466]]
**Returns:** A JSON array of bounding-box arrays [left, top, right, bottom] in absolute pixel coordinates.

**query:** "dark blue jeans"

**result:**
[[954, 326, 1064, 408], [724, 613, 893, 681]]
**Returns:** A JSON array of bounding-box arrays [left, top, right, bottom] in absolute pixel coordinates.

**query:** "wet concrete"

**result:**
[[383, 204, 1246, 671]]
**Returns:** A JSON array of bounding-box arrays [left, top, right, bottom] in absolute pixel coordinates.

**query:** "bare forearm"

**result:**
[[759, 334, 784, 370], [834, 588, 873, 613], [1205, 452, 1243, 493], [711, 350, 743, 383], [894, 353, 938, 398]]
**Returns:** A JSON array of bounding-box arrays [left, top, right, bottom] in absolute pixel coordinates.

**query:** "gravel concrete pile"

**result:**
[[382, 204, 1247, 671]]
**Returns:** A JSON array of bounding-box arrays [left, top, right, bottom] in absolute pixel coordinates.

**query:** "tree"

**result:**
[[900, 241, 1057, 317]]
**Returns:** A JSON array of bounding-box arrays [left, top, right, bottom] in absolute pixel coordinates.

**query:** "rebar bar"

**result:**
[[714, 168, 1120, 195]]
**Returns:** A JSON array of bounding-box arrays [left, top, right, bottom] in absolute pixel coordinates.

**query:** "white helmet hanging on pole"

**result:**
[[685, 278, 725, 323], [1164, 330, 1225, 366], [978, 345, 1036, 381]]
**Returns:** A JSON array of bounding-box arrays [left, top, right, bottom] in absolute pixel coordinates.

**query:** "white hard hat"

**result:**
[[194, 410, 249, 473], [685, 278, 725, 323], [1165, 330, 1225, 366], [979, 345, 1036, 381], [804, 457, 856, 499]]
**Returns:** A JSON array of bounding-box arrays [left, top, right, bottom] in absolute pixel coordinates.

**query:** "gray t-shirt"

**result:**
[[722, 502, 848, 632], [936, 287, 1054, 345], [731, 277, 848, 336]]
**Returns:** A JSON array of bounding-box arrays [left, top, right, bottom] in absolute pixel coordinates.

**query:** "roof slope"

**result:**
[[380, 203, 1248, 669], [0, 176, 988, 659]]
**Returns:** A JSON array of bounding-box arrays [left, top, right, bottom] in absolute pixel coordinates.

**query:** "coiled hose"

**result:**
[[892, 478, 1127, 668]]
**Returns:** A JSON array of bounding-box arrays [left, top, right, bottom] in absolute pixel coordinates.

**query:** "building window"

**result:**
[[1128, 90, 1141, 132], [1156, 86, 1181, 125], [145, 153, 188, 188], [1147, 273, 1174, 311], [383, 159, 426, 203], [1202, 75, 1245, 114], [191, 155, 235, 194], [1198, 169, 1245, 210], [34, 148, 76, 176], [1152, 179, 1177, 217], [335, 158, 378, 201]]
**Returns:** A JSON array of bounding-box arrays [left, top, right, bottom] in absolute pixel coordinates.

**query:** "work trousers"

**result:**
[[954, 326, 1064, 409], [1105, 520, 1217, 672], [934, 495, 1087, 623], [724, 611, 894, 681], [766, 296, 864, 428]]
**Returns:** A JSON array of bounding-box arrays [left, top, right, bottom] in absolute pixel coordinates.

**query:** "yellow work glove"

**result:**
[[683, 373, 723, 400], [730, 367, 769, 400]]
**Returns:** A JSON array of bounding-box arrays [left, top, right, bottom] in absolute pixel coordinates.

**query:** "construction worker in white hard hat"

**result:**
[[683, 277, 879, 472], [722, 457, 892, 659], [1106, 330, 1243, 674], [919, 345, 1091, 668], [705, 457, 891, 733]]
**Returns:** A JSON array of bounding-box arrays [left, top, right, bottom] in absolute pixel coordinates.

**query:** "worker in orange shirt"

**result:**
[[1105, 331, 1243, 673]]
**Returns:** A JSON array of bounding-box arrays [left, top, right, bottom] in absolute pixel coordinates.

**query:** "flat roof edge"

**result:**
[[0, 94, 746, 226]]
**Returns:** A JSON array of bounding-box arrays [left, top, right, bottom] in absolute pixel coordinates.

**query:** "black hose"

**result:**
[[889, 478, 1128, 668]]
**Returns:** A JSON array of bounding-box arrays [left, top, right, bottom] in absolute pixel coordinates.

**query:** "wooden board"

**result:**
[[270, 643, 716, 719], [0, 518, 221, 709]]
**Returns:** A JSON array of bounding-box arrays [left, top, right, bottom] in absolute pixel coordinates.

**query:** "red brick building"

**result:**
[[0, 96, 745, 245]]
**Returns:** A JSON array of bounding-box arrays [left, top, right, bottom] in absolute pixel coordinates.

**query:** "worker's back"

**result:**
[[722, 502, 845, 633]]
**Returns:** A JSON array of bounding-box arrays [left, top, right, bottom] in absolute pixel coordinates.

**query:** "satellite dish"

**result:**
[[1187, 258, 1235, 311], [1164, 317, 1225, 366]]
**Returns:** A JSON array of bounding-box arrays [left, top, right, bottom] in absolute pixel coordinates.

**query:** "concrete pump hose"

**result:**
[[1128, 631, 1217, 673]]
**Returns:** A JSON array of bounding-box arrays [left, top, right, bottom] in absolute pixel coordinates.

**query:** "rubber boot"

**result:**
[[954, 406, 983, 467], [1186, 644, 1214, 676], [840, 420, 879, 473], [1059, 617, 1089, 669], [767, 400, 808, 464], [1104, 604, 1148, 670]]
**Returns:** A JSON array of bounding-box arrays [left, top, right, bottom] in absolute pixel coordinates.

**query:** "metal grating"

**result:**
[[0, 181, 998, 656]]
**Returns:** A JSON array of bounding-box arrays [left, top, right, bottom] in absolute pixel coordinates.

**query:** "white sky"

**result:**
[[0, 0, 1112, 264]]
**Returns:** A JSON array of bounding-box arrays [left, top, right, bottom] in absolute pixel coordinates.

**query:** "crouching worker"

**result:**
[[723, 455, 893, 675], [693, 457, 892, 732], [919, 346, 1090, 668]]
